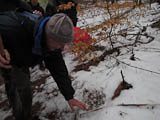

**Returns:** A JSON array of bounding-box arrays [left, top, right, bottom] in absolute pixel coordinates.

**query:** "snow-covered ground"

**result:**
[[1, 2, 160, 120]]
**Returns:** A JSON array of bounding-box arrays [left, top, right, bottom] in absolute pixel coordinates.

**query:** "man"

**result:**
[[28, 0, 44, 16], [0, 12, 86, 120]]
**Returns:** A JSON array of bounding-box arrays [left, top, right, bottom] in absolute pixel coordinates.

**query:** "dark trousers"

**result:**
[[1, 66, 32, 120]]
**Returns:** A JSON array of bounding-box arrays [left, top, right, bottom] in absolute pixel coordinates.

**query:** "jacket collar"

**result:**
[[32, 16, 51, 55]]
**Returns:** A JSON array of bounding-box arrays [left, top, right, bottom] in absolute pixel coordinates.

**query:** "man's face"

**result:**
[[47, 38, 66, 51], [31, 0, 38, 6]]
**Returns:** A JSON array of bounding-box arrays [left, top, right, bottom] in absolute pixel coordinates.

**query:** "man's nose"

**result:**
[[58, 44, 64, 49]]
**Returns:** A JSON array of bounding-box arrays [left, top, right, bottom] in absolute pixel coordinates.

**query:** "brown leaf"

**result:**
[[112, 80, 133, 100]]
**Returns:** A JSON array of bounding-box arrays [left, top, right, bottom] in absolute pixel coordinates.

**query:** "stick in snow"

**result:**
[[111, 70, 133, 100]]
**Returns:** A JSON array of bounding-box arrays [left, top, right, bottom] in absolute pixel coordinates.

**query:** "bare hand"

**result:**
[[68, 99, 86, 112], [0, 49, 12, 69], [33, 10, 43, 16]]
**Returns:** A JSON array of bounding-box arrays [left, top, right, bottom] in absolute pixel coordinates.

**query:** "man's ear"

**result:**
[[46, 36, 56, 50]]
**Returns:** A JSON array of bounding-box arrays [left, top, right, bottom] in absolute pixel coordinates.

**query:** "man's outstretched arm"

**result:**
[[44, 50, 86, 112]]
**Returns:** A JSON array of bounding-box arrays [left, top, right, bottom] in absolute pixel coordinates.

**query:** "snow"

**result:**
[[1, 2, 160, 120]]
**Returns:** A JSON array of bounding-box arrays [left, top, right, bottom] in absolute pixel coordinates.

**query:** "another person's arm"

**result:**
[[32, 6, 44, 16], [0, 34, 12, 69], [33, 10, 43, 16]]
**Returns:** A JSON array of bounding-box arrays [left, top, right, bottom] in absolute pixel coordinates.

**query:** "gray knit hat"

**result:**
[[45, 13, 74, 43]]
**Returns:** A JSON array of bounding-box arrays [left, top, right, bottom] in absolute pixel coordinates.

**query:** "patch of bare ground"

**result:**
[[45, 109, 75, 120], [151, 20, 160, 28], [32, 75, 50, 93], [32, 102, 43, 116], [0, 99, 10, 111], [72, 47, 120, 72], [0, 75, 4, 86]]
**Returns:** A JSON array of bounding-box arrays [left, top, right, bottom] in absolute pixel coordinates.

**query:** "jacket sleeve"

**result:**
[[43, 49, 75, 101]]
